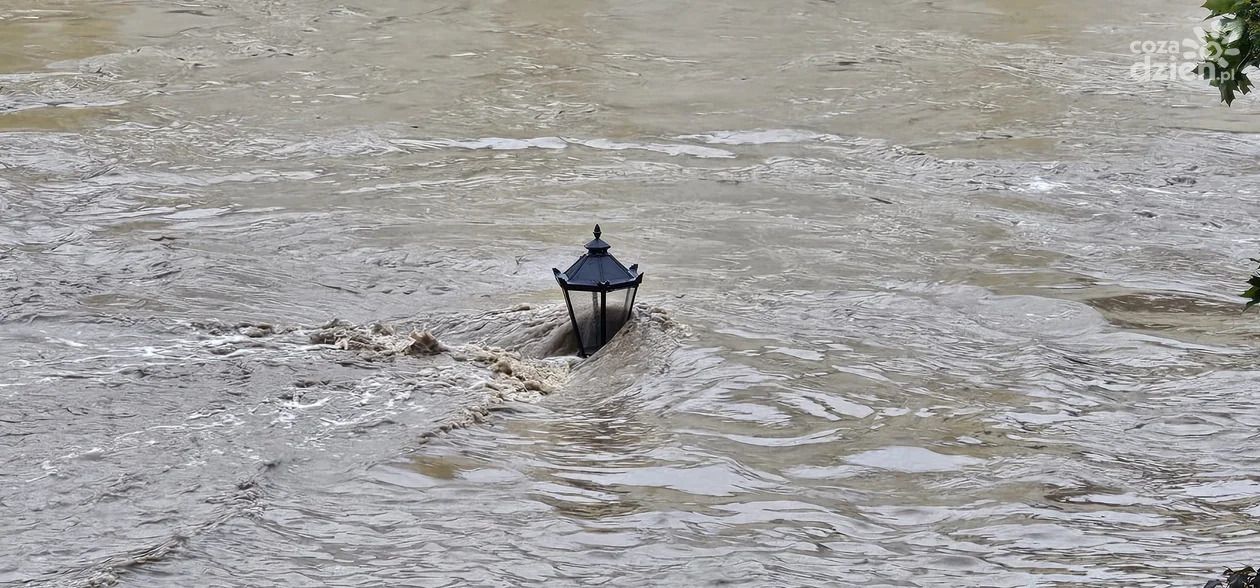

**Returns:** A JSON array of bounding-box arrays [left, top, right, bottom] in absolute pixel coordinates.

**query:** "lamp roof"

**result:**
[[552, 225, 642, 291]]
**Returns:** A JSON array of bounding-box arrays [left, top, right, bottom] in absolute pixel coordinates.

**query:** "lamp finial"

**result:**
[[593, 224, 601, 239]]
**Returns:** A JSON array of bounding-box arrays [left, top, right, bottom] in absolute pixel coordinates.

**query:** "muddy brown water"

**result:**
[[5, 1, 1260, 586]]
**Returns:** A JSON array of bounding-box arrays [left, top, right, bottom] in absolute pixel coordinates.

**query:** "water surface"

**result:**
[[4, 0, 1260, 586]]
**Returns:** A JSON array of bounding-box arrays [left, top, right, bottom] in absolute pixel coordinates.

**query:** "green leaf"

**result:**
[[1239, 70, 1254, 92], [1244, 271, 1260, 310], [1223, 16, 1247, 42], [1204, 0, 1246, 16]]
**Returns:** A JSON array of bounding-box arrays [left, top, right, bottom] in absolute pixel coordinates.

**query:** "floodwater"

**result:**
[[4, 0, 1260, 586]]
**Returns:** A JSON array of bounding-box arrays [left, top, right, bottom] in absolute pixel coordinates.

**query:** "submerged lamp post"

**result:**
[[553, 225, 643, 357]]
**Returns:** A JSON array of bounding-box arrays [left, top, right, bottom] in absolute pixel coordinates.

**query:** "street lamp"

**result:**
[[552, 225, 643, 357]]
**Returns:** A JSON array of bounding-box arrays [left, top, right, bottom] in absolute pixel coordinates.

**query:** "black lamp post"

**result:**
[[553, 225, 643, 357]]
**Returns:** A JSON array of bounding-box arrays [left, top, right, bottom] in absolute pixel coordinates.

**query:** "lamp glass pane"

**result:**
[[601, 286, 635, 343], [568, 290, 601, 354], [560, 289, 586, 354]]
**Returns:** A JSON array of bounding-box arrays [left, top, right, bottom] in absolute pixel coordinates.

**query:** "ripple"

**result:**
[[845, 446, 986, 473]]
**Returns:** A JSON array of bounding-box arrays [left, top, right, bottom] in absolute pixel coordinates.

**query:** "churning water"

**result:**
[[5, 0, 1260, 586]]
